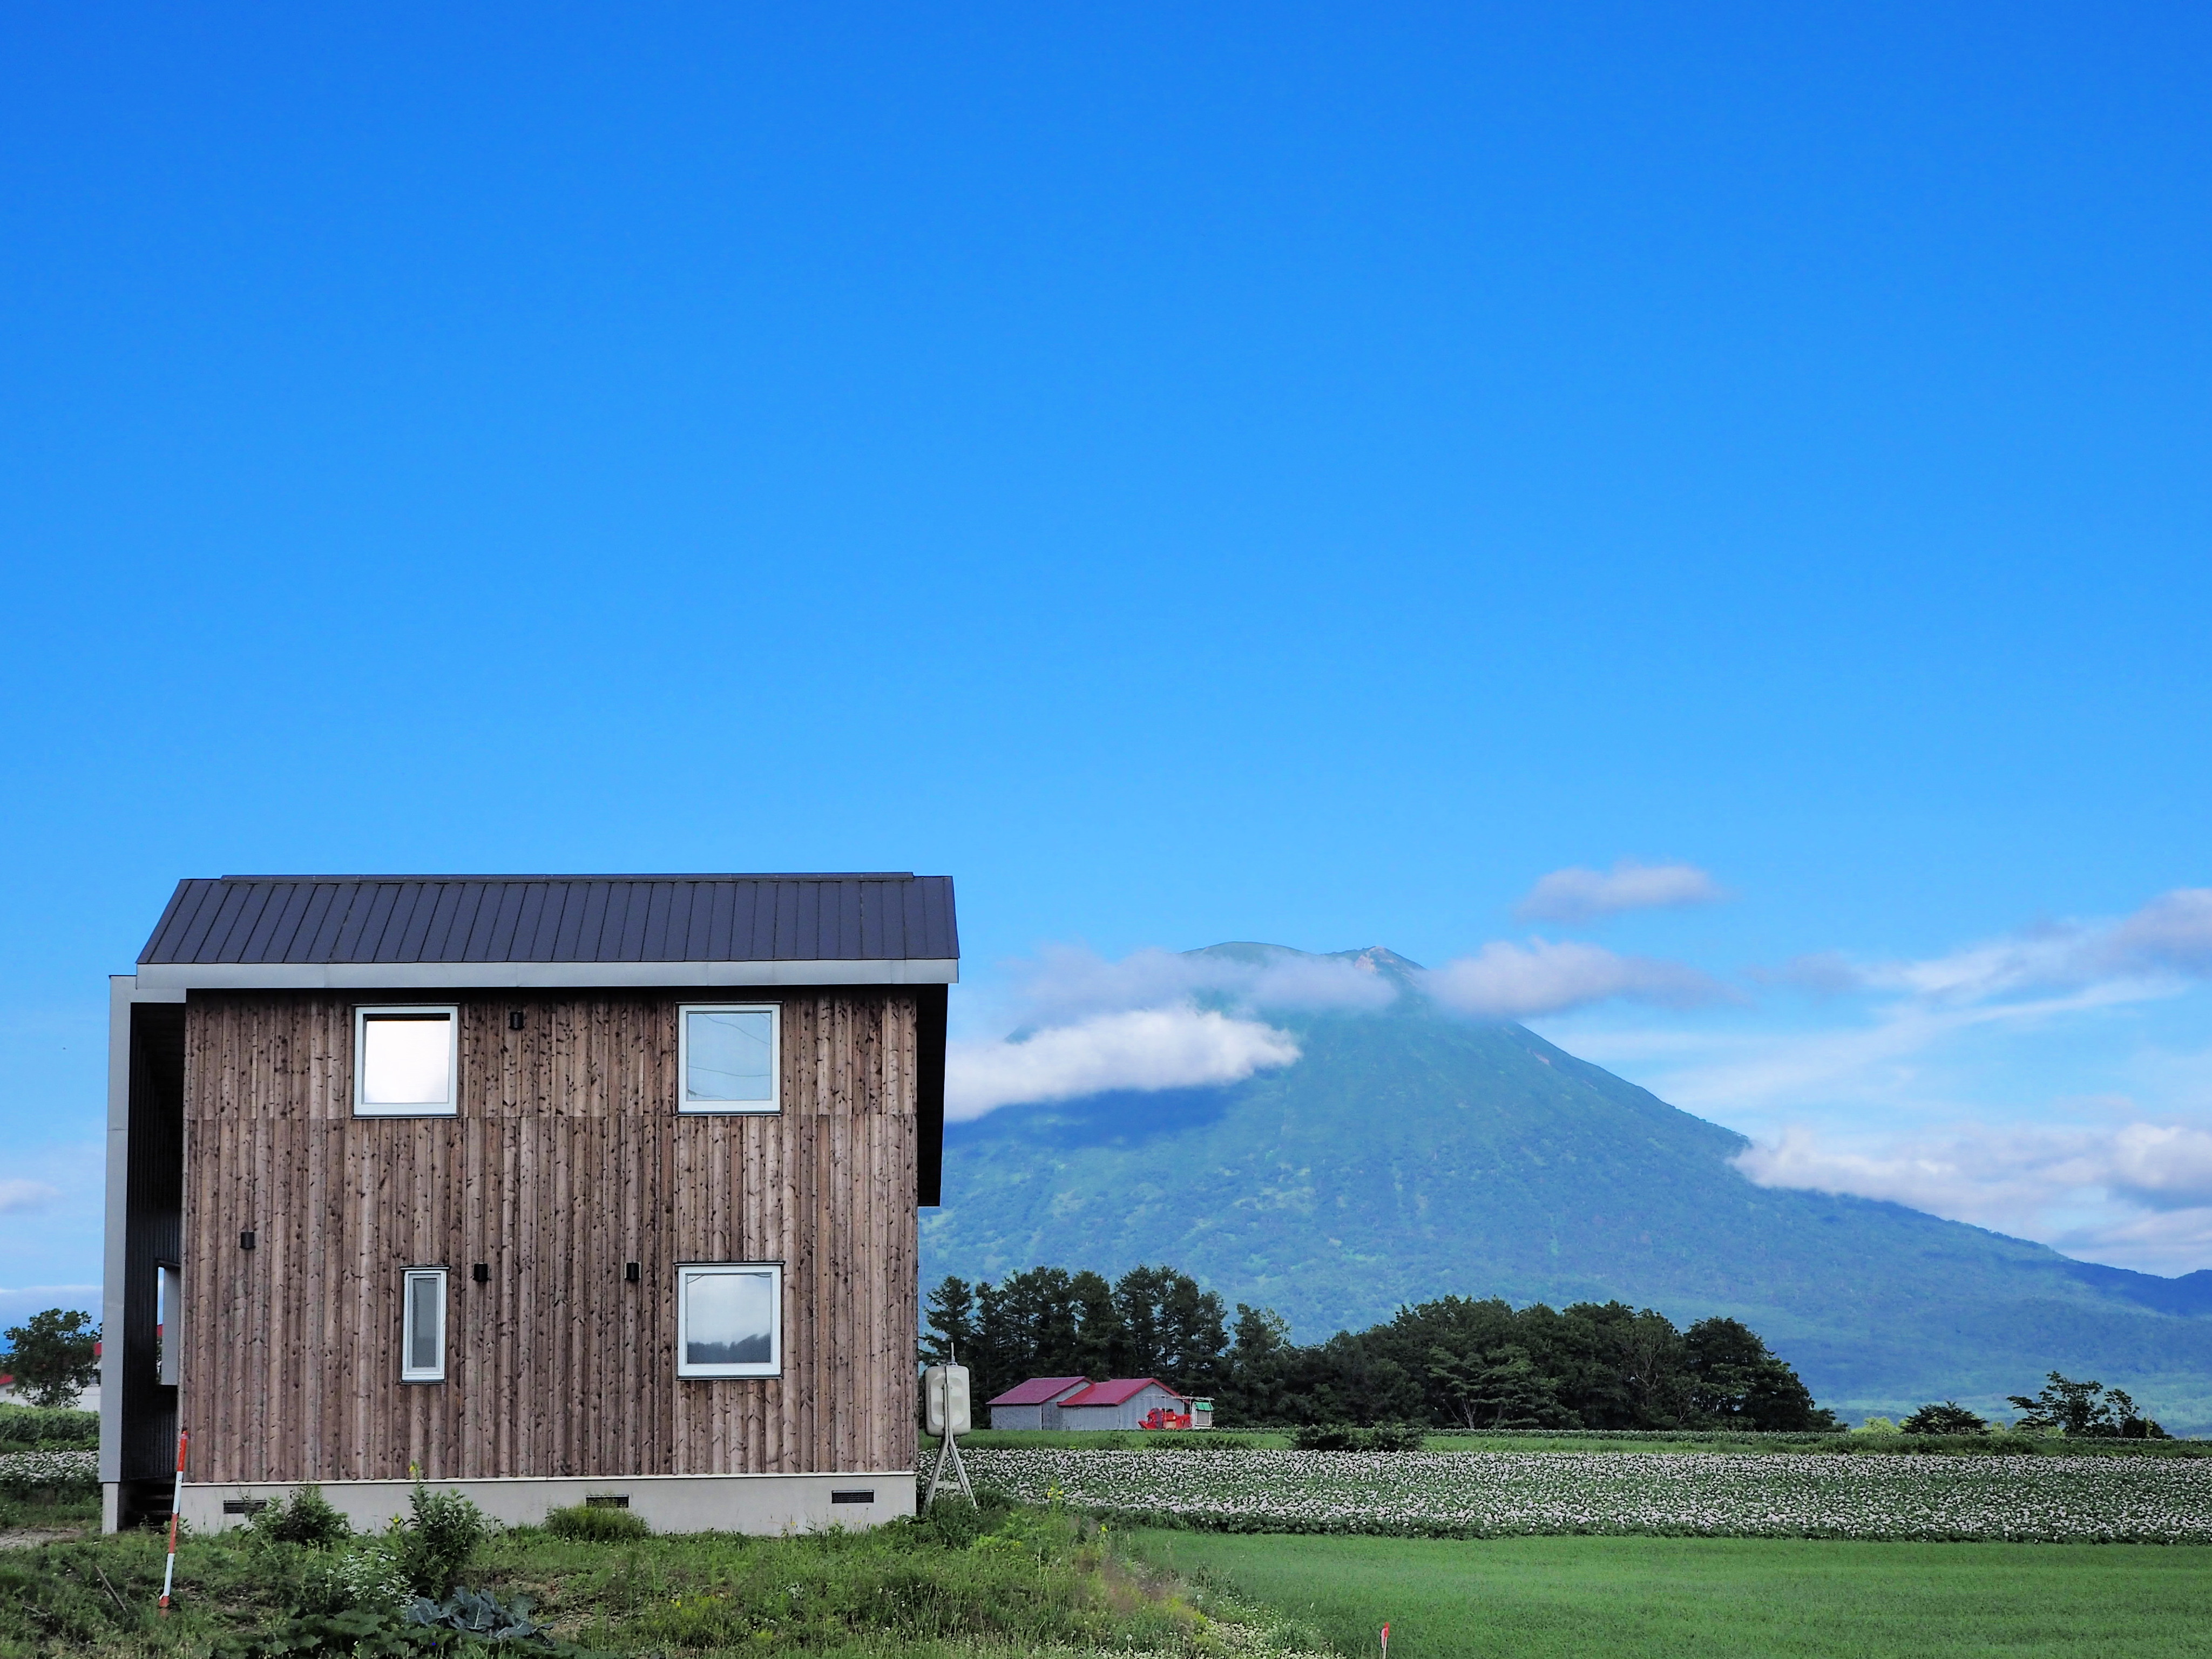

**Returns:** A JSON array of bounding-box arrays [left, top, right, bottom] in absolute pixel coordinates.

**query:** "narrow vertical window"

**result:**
[[675, 1263, 782, 1378], [677, 1005, 780, 1113], [355, 1006, 460, 1116], [401, 1269, 447, 1382], [157, 1262, 181, 1387]]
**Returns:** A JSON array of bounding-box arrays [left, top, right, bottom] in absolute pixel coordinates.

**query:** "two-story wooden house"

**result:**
[[99, 873, 954, 1534]]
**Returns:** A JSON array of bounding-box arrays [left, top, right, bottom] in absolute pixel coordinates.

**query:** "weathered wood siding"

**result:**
[[179, 993, 918, 1484]]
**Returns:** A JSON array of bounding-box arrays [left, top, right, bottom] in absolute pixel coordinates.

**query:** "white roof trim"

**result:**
[[136, 958, 959, 991]]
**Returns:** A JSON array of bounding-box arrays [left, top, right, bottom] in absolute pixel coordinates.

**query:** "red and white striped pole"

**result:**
[[1380, 1623, 1389, 1658], [158, 1428, 187, 1613]]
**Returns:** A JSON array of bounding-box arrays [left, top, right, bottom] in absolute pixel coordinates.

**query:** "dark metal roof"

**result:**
[[140, 875, 959, 966]]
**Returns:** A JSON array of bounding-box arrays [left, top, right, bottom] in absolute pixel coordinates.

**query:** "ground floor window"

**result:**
[[677, 1262, 782, 1378], [402, 1268, 447, 1382]]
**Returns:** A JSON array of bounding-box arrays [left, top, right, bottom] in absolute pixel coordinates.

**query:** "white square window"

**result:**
[[676, 1262, 782, 1378], [354, 1006, 459, 1116], [678, 1004, 780, 1114], [401, 1268, 447, 1383]]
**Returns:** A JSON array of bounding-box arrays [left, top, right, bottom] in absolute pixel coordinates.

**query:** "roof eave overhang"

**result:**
[[136, 958, 960, 991]]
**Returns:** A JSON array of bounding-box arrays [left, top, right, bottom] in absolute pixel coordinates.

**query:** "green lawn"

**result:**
[[1123, 1529, 2212, 1659]]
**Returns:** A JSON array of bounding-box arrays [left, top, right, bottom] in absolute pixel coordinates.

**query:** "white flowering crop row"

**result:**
[[962, 1447, 2212, 1543], [0, 1448, 99, 1498]]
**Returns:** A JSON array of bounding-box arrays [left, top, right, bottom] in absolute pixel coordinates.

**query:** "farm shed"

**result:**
[[1056, 1378, 1191, 1431], [99, 872, 956, 1536], [984, 1376, 1091, 1430]]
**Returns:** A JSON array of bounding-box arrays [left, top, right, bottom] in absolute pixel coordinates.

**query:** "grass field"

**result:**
[[1124, 1529, 2212, 1659]]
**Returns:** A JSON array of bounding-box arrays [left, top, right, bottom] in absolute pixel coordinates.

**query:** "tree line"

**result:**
[[922, 1264, 1839, 1431]]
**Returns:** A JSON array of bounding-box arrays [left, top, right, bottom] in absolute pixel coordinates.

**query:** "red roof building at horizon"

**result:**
[[983, 1374, 1199, 1432], [982, 1375, 1091, 1430]]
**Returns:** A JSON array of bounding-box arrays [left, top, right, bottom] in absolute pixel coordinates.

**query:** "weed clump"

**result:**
[[544, 1502, 650, 1541]]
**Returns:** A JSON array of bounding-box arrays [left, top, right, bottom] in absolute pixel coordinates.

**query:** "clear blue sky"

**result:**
[[5, 4, 2211, 1319]]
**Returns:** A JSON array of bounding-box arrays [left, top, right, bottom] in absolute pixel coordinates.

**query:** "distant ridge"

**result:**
[[924, 943, 2212, 1430]]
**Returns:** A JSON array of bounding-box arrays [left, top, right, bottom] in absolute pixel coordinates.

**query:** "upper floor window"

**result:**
[[679, 1004, 780, 1114], [354, 1006, 459, 1116]]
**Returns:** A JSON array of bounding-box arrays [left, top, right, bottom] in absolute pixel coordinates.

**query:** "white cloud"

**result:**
[[1733, 1119, 2212, 1272], [1864, 888, 2212, 1004], [1422, 938, 1731, 1019], [0, 1180, 61, 1215], [1002, 942, 1396, 1026], [946, 1007, 1301, 1121], [1513, 859, 1727, 925]]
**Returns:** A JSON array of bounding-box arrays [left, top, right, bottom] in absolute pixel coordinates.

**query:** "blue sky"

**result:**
[[4, 3, 2211, 1323]]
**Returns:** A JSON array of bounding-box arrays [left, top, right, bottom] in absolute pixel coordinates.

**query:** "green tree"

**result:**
[[1, 1309, 100, 1409], [1683, 1317, 1835, 1430], [1901, 1400, 1987, 1434], [1902, 1406, 1991, 1442], [1111, 1264, 1229, 1392], [921, 1276, 976, 1369], [2008, 1372, 2168, 1439], [1427, 1343, 1573, 1428]]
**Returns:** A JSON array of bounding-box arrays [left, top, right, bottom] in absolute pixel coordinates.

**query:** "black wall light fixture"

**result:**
[[508, 1010, 526, 1031], [625, 1262, 640, 1283], [472, 1263, 490, 1283], [240, 1230, 256, 1250]]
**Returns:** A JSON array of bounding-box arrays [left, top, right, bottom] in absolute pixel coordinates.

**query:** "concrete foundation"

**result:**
[[173, 1471, 916, 1536]]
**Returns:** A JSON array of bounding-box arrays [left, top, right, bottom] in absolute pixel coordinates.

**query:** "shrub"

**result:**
[[1902, 1401, 1987, 1435], [544, 1502, 650, 1541], [0, 1405, 99, 1447], [387, 1482, 488, 1598], [252, 1483, 353, 1549], [1290, 1423, 1428, 1452]]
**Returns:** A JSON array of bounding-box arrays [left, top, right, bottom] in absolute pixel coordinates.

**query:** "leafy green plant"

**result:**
[[251, 1484, 353, 1550], [543, 1502, 650, 1541], [405, 1584, 550, 1640], [386, 1481, 488, 1598]]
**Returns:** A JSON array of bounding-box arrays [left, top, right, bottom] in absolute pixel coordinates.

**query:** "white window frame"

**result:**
[[353, 1005, 461, 1118], [675, 1261, 783, 1379], [401, 1268, 448, 1383], [677, 1003, 782, 1115]]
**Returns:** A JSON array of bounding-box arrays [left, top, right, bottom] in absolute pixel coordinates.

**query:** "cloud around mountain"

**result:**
[[944, 933, 1730, 1120], [946, 1006, 1303, 1121]]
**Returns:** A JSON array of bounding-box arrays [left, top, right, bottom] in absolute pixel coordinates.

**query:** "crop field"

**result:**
[[964, 1446, 2212, 1541], [1122, 1530, 2212, 1659]]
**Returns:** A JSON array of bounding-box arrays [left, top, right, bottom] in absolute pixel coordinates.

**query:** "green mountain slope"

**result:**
[[925, 946, 2212, 1429]]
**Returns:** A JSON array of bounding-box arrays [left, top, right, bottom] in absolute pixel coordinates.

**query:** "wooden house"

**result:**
[[99, 873, 956, 1535]]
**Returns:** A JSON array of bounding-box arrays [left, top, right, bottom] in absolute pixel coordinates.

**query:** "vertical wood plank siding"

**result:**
[[180, 993, 918, 1482]]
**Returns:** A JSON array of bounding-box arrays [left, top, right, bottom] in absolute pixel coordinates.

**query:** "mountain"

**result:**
[[924, 945, 2212, 1431]]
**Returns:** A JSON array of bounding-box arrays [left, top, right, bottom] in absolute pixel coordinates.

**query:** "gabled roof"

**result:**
[[985, 1376, 1092, 1407], [1061, 1377, 1185, 1407], [134, 874, 958, 990]]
